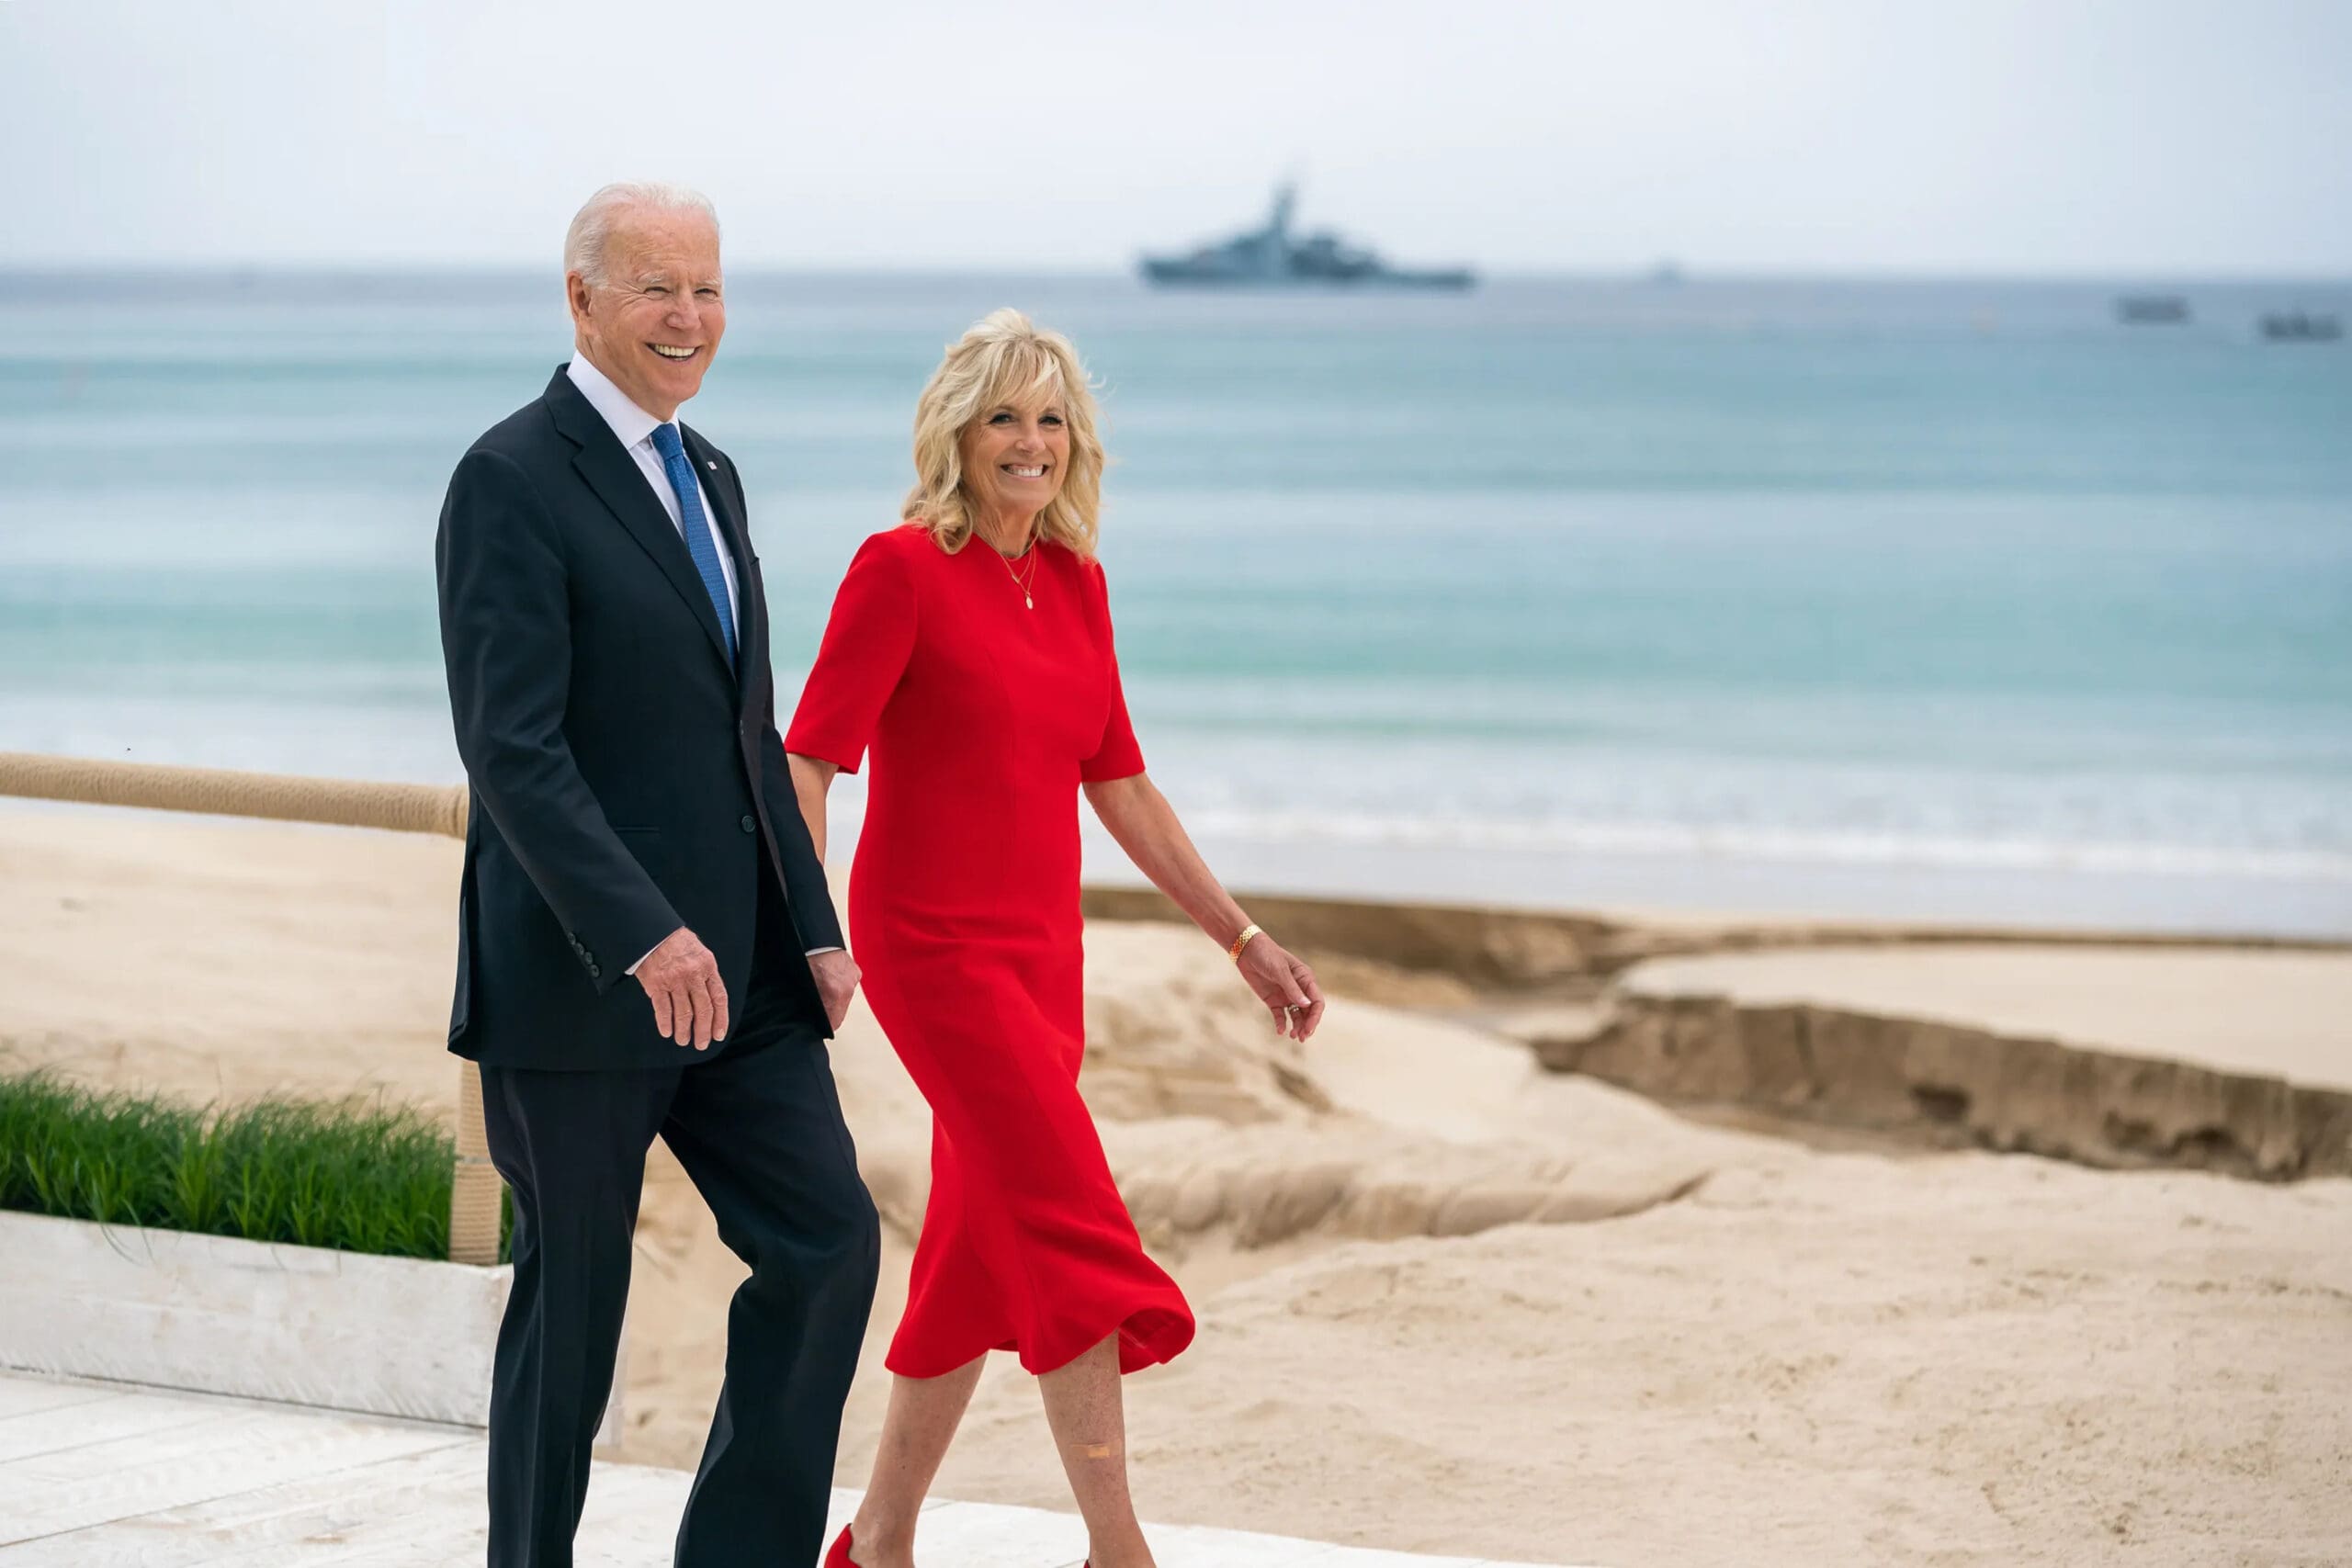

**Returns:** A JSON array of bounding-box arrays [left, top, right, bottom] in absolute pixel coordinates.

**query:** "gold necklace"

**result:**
[[989, 532, 1040, 608]]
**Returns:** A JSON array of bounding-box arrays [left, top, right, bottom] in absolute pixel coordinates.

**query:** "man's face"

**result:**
[[567, 208, 726, 420]]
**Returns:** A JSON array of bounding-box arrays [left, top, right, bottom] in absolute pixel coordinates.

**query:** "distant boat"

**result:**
[[2259, 311, 2343, 343], [1140, 185, 1475, 290], [2115, 294, 2189, 324]]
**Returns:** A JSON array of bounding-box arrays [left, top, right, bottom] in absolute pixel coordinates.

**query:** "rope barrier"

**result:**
[[0, 752, 500, 1266], [0, 751, 469, 840]]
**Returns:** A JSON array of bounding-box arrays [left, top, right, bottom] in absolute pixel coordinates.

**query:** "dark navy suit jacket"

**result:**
[[435, 367, 842, 1070]]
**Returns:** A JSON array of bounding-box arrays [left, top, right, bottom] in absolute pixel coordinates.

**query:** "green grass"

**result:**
[[0, 1072, 510, 1262]]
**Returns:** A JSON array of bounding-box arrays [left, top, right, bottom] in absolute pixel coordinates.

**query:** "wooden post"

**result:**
[[450, 1063, 503, 1266], [0, 752, 498, 1265]]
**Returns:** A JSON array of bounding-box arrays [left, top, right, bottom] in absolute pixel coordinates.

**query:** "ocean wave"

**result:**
[[1172, 808, 2352, 884]]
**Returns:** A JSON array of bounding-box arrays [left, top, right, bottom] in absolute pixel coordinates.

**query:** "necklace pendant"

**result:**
[[1024, 594, 1034, 609]]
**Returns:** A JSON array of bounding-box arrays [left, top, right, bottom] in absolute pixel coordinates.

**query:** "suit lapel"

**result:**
[[542, 370, 734, 675]]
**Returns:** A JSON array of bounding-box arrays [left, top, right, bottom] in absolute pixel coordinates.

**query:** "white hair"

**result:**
[[563, 182, 720, 286]]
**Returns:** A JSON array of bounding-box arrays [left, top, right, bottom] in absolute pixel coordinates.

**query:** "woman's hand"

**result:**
[[1238, 933, 1325, 1042], [807, 948, 862, 1032]]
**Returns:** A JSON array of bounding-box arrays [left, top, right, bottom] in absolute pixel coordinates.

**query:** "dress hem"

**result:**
[[884, 1301, 1195, 1381]]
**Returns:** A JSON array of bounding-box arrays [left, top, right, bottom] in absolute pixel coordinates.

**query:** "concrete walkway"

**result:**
[[0, 1373, 1577, 1567]]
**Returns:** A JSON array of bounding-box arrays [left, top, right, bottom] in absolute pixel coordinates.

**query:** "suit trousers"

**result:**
[[479, 870, 879, 1568]]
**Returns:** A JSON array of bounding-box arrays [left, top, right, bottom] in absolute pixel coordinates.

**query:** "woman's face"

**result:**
[[959, 397, 1069, 527]]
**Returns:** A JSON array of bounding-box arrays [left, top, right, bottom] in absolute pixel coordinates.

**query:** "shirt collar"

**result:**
[[566, 351, 673, 452]]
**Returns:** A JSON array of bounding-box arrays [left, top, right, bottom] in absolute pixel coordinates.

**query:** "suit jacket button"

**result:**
[[740, 815, 757, 834], [588, 964, 602, 978]]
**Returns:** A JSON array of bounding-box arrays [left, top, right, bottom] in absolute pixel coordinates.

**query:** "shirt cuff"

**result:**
[[634, 944, 842, 974]]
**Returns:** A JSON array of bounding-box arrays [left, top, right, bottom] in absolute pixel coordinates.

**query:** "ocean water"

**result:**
[[2, 271, 2348, 935]]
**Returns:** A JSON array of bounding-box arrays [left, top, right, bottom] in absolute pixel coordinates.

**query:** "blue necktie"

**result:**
[[649, 422, 737, 669]]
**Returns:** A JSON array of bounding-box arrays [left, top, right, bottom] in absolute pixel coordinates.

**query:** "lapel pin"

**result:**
[[706, 459, 717, 470]]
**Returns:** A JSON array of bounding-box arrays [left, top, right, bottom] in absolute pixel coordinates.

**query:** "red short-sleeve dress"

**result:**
[[786, 523, 1195, 1377]]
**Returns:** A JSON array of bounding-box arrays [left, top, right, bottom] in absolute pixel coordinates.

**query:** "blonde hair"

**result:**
[[903, 309, 1105, 558]]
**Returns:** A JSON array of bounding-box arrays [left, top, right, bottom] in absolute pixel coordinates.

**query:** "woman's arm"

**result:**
[[788, 753, 840, 863], [1083, 773, 1325, 1040], [782, 751, 860, 1029]]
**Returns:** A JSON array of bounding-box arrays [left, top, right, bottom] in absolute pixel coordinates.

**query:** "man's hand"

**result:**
[[637, 926, 729, 1051], [808, 949, 861, 1032]]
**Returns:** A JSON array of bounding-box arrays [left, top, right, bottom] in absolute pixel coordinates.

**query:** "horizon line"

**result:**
[[2, 262, 2349, 288]]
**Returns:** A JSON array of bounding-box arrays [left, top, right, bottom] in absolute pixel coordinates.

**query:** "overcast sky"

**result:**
[[3, 0, 2346, 276]]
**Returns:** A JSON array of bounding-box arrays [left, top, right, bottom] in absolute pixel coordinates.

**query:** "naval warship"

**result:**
[[1140, 185, 1475, 289]]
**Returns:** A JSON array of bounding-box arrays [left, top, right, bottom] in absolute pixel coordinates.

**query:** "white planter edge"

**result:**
[[0, 1209, 622, 1442]]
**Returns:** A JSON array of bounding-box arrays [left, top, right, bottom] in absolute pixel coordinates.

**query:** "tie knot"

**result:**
[[650, 423, 684, 461]]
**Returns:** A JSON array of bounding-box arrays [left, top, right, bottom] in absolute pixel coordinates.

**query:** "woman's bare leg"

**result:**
[[1037, 1335, 1153, 1568], [845, 1356, 987, 1567]]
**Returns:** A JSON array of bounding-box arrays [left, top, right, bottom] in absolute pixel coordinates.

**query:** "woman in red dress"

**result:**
[[789, 310, 1325, 1568]]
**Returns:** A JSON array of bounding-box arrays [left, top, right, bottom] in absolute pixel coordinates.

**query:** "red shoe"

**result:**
[[824, 1525, 855, 1567]]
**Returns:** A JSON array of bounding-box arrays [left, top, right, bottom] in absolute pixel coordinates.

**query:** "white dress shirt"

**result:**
[[565, 354, 840, 969], [564, 353, 740, 627]]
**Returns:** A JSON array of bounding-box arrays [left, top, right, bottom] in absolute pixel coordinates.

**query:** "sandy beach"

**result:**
[[3, 806, 2347, 1566]]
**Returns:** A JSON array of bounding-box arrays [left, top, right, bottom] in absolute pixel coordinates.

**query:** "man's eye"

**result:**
[[645, 286, 669, 297], [696, 288, 719, 299]]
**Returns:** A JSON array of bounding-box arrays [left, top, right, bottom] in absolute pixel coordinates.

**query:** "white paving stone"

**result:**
[[0, 1373, 1593, 1567]]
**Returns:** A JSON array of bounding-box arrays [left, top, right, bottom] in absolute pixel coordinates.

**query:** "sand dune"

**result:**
[[4, 807, 2346, 1565], [1092, 1157, 2352, 1566]]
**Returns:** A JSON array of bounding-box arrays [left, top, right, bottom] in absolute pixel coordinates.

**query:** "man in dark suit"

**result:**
[[435, 181, 878, 1568]]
